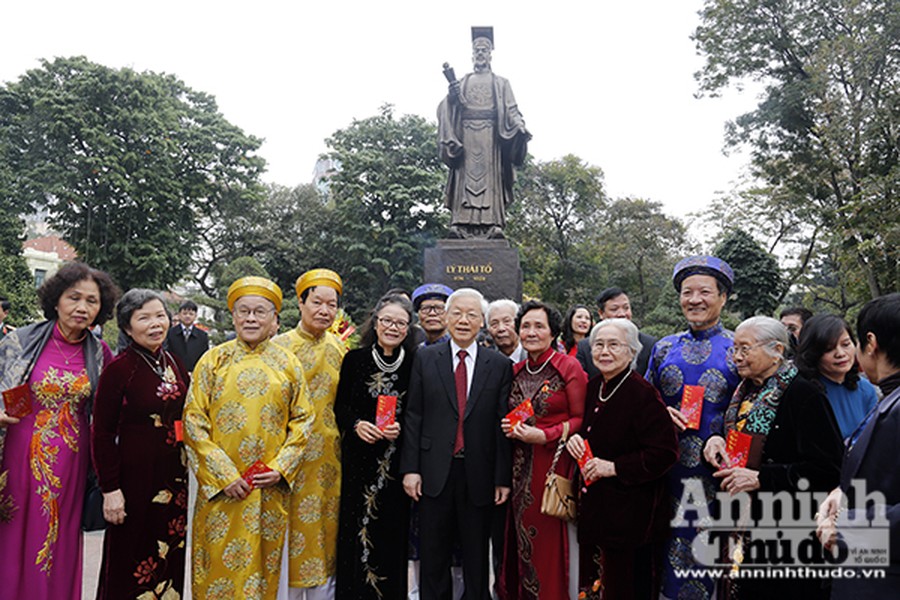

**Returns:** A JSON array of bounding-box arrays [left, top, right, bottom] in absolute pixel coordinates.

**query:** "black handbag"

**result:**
[[81, 466, 107, 532]]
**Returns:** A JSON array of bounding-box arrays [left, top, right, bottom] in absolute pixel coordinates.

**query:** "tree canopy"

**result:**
[[694, 0, 900, 302], [0, 56, 265, 291]]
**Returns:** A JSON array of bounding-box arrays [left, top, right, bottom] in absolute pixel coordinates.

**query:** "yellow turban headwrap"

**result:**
[[227, 276, 283, 312], [295, 268, 343, 298]]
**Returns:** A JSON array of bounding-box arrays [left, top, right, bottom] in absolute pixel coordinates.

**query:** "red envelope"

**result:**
[[242, 460, 273, 490], [681, 385, 705, 430], [725, 429, 752, 469], [174, 420, 184, 442], [2, 384, 31, 418], [506, 398, 534, 428], [578, 440, 597, 486], [376, 395, 397, 431]]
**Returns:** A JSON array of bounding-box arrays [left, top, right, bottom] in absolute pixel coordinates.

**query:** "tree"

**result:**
[[597, 198, 691, 319], [693, 0, 900, 298], [0, 56, 265, 291], [321, 105, 447, 319], [507, 155, 606, 307], [0, 214, 37, 325], [714, 229, 784, 318], [213, 183, 333, 297]]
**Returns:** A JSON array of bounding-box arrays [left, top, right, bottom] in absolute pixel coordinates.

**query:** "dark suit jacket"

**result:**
[[576, 330, 656, 381], [400, 341, 513, 507], [165, 324, 209, 372], [833, 381, 900, 598]]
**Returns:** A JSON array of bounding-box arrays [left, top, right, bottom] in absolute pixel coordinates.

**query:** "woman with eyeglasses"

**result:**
[[703, 316, 842, 599], [565, 319, 678, 600], [498, 299, 587, 600], [333, 294, 417, 599]]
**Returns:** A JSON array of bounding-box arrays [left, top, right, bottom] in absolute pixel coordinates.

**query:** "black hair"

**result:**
[[516, 300, 563, 343], [780, 306, 813, 323], [0, 297, 10, 312], [38, 262, 120, 326], [359, 294, 417, 355], [596, 287, 626, 310], [300, 285, 342, 307], [560, 304, 593, 353], [856, 293, 900, 370], [795, 313, 860, 391], [179, 300, 199, 312], [117, 289, 169, 340]]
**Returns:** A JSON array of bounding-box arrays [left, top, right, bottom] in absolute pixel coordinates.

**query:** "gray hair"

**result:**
[[446, 288, 489, 319], [117, 288, 169, 334], [589, 318, 642, 370], [487, 298, 519, 323], [736, 316, 789, 359]]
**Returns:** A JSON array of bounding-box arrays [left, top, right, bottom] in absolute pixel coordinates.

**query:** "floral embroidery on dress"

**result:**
[[29, 368, 90, 574], [357, 370, 405, 598]]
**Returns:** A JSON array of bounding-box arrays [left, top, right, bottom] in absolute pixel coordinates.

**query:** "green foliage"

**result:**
[[321, 104, 447, 320], [599, 198, 691, 318], [694, 0, 900, 299], [510, 156, 688, 322], [642, 284, 686, 340], [0, 213, 38, 325], [0, 56, 265, 291], [714, 229, 784, 318], [220, 183, 332, 298]]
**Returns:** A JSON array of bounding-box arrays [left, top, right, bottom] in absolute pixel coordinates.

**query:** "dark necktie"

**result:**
[[184, 326, 191, 341], [454, 349, 468, 455]]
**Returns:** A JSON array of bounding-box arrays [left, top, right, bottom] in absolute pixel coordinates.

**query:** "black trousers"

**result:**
[[420, 459, 492, 600]]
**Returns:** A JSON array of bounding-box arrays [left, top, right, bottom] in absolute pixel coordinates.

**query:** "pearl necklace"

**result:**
[[525, 353, 553, 375], [372, 345, 405, 374], [599, 369, 632, 402]]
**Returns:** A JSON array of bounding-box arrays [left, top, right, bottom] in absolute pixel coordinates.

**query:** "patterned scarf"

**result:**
[[725, 361, 797, 436]]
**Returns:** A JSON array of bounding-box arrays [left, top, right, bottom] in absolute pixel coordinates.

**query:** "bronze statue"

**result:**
[[438, 27, 531, 239]]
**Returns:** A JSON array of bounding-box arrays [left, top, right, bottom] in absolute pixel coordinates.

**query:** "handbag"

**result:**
[[81, 466, 107, 532], [540, 421, 577, 522]]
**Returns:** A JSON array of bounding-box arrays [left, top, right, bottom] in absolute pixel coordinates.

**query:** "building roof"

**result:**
[[22, 235, 78, 261]]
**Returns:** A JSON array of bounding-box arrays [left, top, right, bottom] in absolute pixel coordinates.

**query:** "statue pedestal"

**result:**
[[424, 239, 523, 301]]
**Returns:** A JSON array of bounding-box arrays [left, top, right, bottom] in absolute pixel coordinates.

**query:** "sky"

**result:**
[[2, 0, 762, 220]]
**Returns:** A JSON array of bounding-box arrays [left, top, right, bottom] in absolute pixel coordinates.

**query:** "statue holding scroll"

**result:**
[[438, 27, 531, 239]]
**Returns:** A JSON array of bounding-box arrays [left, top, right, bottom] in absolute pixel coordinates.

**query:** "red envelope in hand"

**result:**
[[725, 429, 752, 469], [174, 420, 184, 442], [680, 385, 705, 430], [3, 384, 31, 418], [242, 460, 273, 490], [376, 395, 397, 431], [506, 398, 535, 428], [578, 440, 597, 486]]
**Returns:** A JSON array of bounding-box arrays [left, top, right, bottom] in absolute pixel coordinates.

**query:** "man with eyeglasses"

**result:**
[[273, 269, 346, 600], [575, 287, 656, 379], [412, 283, 454, 346], [183, 276, 313, 599], [401, 288, 513, 600], [643, 256, 741, 600]]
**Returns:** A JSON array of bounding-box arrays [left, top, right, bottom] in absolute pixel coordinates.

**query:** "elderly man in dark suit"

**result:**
[[575, 287, 655, 379], [401, 287, 513, 600], [165, 300, 209, 372]]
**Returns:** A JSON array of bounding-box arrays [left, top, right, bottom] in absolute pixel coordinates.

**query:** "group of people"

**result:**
[[0, 257, 898, 600]]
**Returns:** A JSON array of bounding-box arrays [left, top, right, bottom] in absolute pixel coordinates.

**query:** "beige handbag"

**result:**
[[540, 421, 577, 522]]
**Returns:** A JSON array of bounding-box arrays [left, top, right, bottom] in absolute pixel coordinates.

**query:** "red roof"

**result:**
[[23, 235, 78, 261]]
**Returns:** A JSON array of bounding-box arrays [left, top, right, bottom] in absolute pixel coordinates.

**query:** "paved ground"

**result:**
[[82, 531, 103, 598]]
